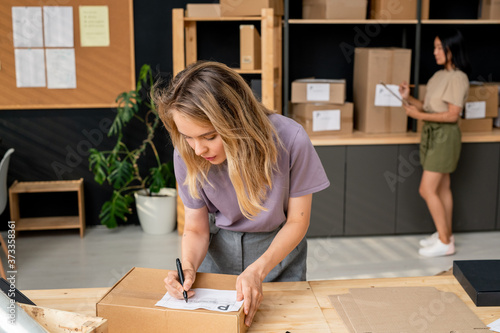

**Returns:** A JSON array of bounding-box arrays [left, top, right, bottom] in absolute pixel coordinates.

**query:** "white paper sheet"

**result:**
[[14, 49, 46, 88], [488, 317, 500, 332], [307, 83, 330, 101], [46, 49, 77, 89], [12, 7, 44, 47], [79, 6, 110, 47], [43, 6, 74, 47], [374, 83, 403, 107], [155, 288, 244, 312], [465, 101, 486, 119], [313, 110, 341, 131]]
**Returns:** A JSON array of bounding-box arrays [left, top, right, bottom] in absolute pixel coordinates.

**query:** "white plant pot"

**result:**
[[134, 188, 177, 235]]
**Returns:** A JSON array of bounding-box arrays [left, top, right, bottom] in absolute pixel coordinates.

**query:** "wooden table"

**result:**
[[23, 275, 500, 332]]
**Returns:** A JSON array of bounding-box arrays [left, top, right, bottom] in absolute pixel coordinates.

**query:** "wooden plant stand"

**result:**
[[8, 179, 86, 238]]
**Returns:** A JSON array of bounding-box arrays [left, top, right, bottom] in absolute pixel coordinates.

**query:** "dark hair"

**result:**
[[436, 29, 471, 77]]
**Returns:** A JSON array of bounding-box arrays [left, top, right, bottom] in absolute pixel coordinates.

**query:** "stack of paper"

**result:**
[[329, 287, 488, 333]]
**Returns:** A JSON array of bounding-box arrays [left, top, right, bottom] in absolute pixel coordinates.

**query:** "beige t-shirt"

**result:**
[[423, 69, 469, 113]]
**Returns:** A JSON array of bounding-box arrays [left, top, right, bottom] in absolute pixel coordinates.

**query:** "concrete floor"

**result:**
[[4, 226, 500, 290]]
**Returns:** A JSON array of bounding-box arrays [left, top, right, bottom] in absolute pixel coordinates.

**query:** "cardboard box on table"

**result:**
[[291, 102, 354, 136], [220, 0, 283, 16], [96, 267, 247, 333], [186, 4, 221, 18], [370, 0, 430, 20], [302, 0, 367, 19], [240, 25, 261, 70], [353, 47, 411, 133], [291, 79, 346, 104], [480, 0, 500, 19]]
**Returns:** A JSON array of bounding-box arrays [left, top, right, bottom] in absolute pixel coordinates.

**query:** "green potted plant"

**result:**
[[89, 64, 176, 233]]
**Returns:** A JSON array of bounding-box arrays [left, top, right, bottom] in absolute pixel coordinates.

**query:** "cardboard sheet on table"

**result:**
[[329, 287, 488, 333]]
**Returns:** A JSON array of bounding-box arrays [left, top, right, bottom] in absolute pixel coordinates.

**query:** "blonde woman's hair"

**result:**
[[154, 61, 282, 219]]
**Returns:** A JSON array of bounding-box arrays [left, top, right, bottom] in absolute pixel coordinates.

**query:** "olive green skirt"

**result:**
[[420, 121, 461, 173]]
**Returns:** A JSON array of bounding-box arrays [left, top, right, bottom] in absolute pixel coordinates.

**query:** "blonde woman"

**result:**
[[399, 29, 470, 257], [154, 61, 329, 326]]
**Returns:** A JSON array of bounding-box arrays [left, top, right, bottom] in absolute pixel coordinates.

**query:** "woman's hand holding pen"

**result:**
[[164, 265, 196, 300], [399, 81, 410, 100], [236, 266, 264, 327]]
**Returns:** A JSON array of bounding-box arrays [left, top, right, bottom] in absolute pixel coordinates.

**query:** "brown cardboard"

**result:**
[[353, 47, 411, 133], [97, 267, 247, 333], [480, 0, 500, 19], [291, 79, 346, 104], [220, 0, 283, 17], [240, 25, 261, 70], [186, 4, 221, 18], [330, 287, 488, 332], [467, 84, 499, 118], [302, 0, 367, 19], [370, 0, 430, 20], [291, 102, 353, 136], [459, 118, 494, 132]]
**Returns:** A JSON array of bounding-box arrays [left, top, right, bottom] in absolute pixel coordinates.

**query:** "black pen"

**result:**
[[176, 258, 188, 303]]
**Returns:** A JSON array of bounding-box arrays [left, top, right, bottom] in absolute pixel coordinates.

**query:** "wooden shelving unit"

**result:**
[[8, 179, 86, 238], [172, 8, 282, 113], [288, 19, 418, 24]]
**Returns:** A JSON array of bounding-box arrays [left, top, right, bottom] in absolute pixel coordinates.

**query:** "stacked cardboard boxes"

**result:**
[[416, 83, 499, 132], [302, 0, 368, 19], [290, 79, 353, 136], [370, 0, 430, 20], [353, 47, 411, 133]]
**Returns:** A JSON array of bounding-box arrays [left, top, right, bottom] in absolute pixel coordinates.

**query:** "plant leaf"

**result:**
[[148, 162, 175, 193], [108, 91, 140, 137], [108, 159, 135, 190], [88, 148, 108, 185], [99, 191, 134, 228]]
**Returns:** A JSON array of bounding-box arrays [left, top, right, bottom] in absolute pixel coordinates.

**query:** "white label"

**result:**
[[12, 7, 44, 47], [43, 6, 74, 47], [14, 49, 46, 87], [374, 84, 403, 107], [312, 110, 341, 131], [465, 101, 486, 119], [307, 83, 330, 101]]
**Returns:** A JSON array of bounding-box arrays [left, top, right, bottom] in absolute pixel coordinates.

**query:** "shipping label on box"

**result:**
[[464, 101, 486, 119], [312, 109, 341, 131], [291, 79, 346, 104]]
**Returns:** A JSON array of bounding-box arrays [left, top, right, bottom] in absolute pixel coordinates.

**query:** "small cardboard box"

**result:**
[[480, 0, 500, 19], [353, 47, 411, 133], [453, 260, 500, 306], [291, 79, 346, 104], [291, 102, 353, 136], [97, 267, 247, 333], [220, 0, 283, 17], [370, 0, 430, 20], [459, 117, 493, 132], [466, 84, 499, 119], [240, 25, 261, 70], [302, 0, 367, 19], [186, 4, 221, 18]]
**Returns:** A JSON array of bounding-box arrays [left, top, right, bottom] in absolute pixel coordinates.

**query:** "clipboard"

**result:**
[[379, 81, 409, 105]]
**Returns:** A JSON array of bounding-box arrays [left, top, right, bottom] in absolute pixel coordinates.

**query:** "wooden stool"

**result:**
[[8, 179, 86, 238]]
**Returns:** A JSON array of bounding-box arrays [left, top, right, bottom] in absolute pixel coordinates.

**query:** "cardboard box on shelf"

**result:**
[[480, 0, 500, 19], [291, 79, 346, 104], [466, 83, 499, 119], [353, 47, 411, 133], [97, 267, 247, 333], [459, 117, 493, 132], [186, 4, 221, 18], [291, 102, 353, 136], [220, 0, 283, 17], [302, 0, 367, 20], [370, 0, 430, 20], [240, 25, 261, 70]]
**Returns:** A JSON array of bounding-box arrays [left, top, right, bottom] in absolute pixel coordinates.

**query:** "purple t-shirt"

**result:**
[[174, 113, 330, 232]]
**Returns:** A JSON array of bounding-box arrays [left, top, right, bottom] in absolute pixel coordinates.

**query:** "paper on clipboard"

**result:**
[[375, 82, 406, 107], [156, 288, 244, 313]]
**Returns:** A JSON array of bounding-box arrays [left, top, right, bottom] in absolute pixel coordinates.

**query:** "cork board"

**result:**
[[0, 0, 135, 110]]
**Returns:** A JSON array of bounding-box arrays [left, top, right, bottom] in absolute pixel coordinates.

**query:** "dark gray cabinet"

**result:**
[[308, 146, 345, 237], [309, 142, 500, 237], [344, 145, 398, 235]]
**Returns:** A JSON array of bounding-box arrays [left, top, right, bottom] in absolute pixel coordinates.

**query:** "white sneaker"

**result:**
[[418, 238, 455, 257], [419, 232, 455, 247]]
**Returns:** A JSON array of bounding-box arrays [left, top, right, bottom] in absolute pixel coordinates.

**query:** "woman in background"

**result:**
[[155, 61, 330, 326], [399, 29, 470, 257]]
